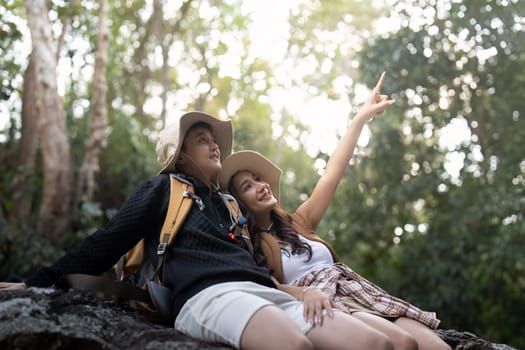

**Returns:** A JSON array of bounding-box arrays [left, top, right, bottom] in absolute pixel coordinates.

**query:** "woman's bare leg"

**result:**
[[306, 312, 394, 350], [353, 312, 418, 350], [394, 317, 452, 350], [240, 305, 313, 350]]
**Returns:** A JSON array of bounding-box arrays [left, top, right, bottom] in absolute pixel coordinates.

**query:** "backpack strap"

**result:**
[[60, 174, 195, 307], [221, 192, 253, 256], [153, 174, 194, 283]]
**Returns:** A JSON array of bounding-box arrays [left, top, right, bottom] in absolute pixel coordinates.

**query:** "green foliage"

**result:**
[[95, 113, 158, 209], [345, 0, 525, 347], [0, 9, 23, 101], [287, 0, 383, 90], [0, 223, 65, 281]]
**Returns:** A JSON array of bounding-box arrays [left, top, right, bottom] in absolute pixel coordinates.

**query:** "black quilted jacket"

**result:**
[[26, 173, 275, 318]]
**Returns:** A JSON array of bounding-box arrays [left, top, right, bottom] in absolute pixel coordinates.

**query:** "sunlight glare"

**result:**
[[439, 117, 471, 151]]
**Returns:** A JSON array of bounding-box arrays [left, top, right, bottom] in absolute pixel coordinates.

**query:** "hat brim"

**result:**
[[158, 111, 233, 174], [219, 150, 281, 201]]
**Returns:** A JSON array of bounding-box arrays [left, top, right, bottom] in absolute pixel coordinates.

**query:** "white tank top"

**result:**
[[281, 235, 334, 284]]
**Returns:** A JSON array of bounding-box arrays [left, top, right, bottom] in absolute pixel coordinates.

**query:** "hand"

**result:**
[[0, 282, 28, 291], [301, 287, 334, 326], [354, 72, 395, 124]]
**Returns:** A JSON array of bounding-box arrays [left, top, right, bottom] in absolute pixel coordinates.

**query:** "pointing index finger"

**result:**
[[375, 72, 386, 92]]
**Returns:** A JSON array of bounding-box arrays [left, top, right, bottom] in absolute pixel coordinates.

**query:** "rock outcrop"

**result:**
[[0, 288, 517, 350]]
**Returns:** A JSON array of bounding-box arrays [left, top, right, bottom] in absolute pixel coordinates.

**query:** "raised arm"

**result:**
[[296, 72, 394, 229]]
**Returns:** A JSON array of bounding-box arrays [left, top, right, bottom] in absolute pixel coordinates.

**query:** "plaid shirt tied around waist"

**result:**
[[292, 262, 440, 329]]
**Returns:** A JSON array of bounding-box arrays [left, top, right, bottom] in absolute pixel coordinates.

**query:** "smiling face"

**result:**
[[177, 125, 222, 181], [231, 170, 278, 217]]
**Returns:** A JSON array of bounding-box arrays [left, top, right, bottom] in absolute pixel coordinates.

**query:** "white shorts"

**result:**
[[174, 281, 313, 348]]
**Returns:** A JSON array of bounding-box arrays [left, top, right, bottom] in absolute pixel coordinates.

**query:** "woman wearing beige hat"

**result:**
[[219, 74, 452, 350], [1, 111, 396, 350]]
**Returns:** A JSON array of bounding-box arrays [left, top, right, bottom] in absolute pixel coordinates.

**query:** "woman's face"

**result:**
[[178, 126, 221, 180], [231, 170, 278, 215]]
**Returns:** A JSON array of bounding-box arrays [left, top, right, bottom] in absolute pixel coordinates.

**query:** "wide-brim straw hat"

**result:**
[[219, 150, 282, 201], [156, 111, 232, 174]]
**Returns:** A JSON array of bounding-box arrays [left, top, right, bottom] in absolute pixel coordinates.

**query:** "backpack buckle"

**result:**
[[183, 191, 205, 211], [157, 242, 167, 255]]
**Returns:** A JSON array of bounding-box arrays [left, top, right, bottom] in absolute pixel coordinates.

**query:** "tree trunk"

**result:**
[[76, 0, 109, 203], [24, 0, 73, 241], [9, 55, 39, 224]]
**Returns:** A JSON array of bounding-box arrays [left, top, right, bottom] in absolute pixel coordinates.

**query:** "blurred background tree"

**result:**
[[0, 0, 523, 347]]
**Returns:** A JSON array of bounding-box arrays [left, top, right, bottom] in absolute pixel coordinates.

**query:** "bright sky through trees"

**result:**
[[1, 0, 472, 178], [241, 0, 472, 177]]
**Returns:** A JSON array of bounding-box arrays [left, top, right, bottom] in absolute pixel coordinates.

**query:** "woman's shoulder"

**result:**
[[123, 173, 171, 203], [291, 212, 316, 233], [147, 172, 171, 184], [140, 172, 175, 188]]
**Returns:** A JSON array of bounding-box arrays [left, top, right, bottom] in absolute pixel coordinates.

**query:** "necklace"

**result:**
[[257, 222, 274, 233]]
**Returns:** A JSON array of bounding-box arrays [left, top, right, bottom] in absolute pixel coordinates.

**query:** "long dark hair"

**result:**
[[230, 184, 312, 270]]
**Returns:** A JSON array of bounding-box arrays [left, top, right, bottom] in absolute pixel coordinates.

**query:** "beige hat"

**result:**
[[219, 150, 282, 201], [156, 111, 233, 174]]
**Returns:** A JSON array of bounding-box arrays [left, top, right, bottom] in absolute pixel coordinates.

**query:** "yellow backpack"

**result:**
[[58, 174, 251, 324]]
